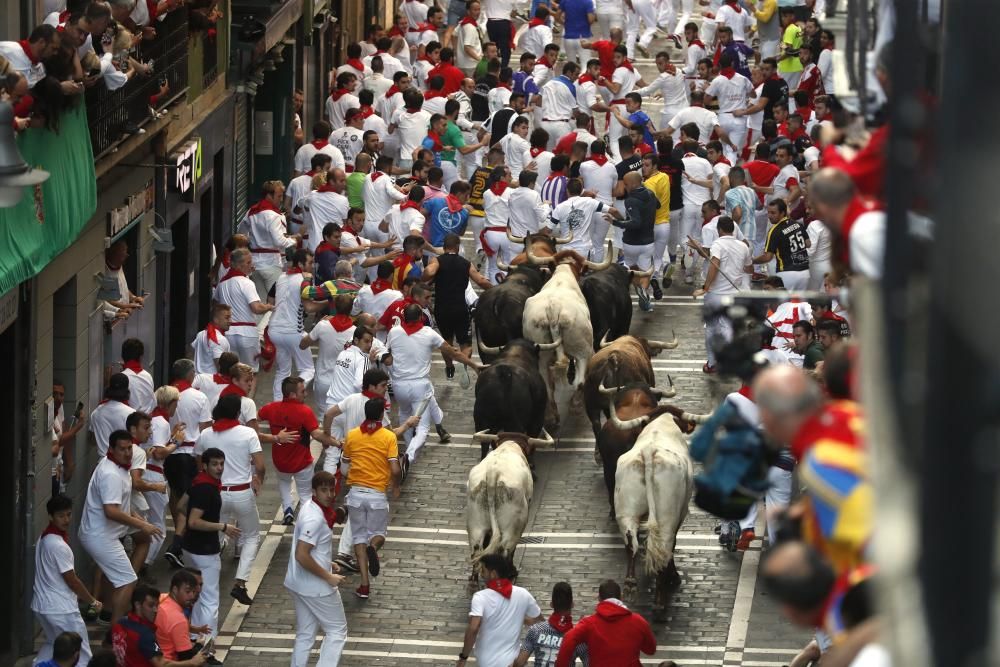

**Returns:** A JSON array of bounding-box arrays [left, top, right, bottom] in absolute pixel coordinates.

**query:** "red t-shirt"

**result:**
[[257, 398, 318, 473], [378, 296, 430, 329], [744, 159, 781, 205], [553, 131, 580, 156], [590, 40, 616, 78], [428, 62, 465, 94]]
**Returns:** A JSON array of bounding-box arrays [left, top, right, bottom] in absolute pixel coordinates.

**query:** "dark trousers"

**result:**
[[487, 18, 514, 68]]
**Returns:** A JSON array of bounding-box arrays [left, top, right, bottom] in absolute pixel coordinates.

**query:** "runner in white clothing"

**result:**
[[301, 169, 350, 254], [287, 152, 334, 235], [508, 173, 552, 237], [600, 46, 642, 160], [191, 303, 232, 374], [537, 63, 581, 151], [714, 0, 754, 43], [549, 178, 608, 258], [495, 116, 533, 179], [268, 251, 319, 401], [293, 121, 345, 177], [362, 156, 412, 247], [578, 140, 619, 261], [678, 143, 715, 282], [705, 52, 754, 163], [120, 338, 155, 414], [635, 52, 689, 130], [328, 109, 367, 168], [242, 181, 299, 302], [213, 249, 275, 370], [89, 373, 135, 458]]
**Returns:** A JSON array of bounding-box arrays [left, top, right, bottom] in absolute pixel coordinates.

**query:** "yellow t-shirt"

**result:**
[[644, 172, 671, 225], [343, 426, 399, 492]]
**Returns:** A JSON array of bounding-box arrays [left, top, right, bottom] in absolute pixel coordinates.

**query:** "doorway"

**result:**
[[168, 212, 190, 364]]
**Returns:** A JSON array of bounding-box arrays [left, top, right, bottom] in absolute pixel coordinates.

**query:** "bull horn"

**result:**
[[553, 230, 573, 244], [648, 330, 680, 350], [478, 340, 502, 355], [535, 337, 562, 351], [472, 430, 501, 442], [496, 258, 511, 271], [598, 380, 621, 396], [583, 241, 614, 270], [599, 332, 613, 348], [526, 243, 555, 266], [526, 429, 554, 447], [609, 408, 650, 431], [680, 411, 712, 424], [654, 375, 677, 400], [506, 229, 525, 244], [630, 267, 654, 278]]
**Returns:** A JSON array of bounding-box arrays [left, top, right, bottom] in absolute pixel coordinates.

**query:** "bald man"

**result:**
[[605, 170, 658, 310], [808, 168, 886, 279]]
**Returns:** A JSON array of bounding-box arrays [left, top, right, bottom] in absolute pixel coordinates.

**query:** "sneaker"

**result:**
[[97, 610, 113, 626], [204, 656, 224, 666], [436, 424, 452, 443], [669, 34, 682, 49], [736, 529, 756, 551], [445, 364, 455, 379], [719, 521, 742, 551], [702, 363, 717, 375], [230, 585, 254, 605], [282, 507, 294, 526], [355, 584, 370, 599], [650, 278, 663, 300], [634, 285, 650, 311], [616, 253, 626, 266], [662, 264, 675, 289], [164, 548, 184, 569], [335, 553, 360, 572], [366, 544, 381, 577], [684, 273, 694, 285], [400, 453, 411, 483]]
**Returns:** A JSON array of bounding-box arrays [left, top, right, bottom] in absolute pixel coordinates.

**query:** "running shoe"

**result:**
[[355, 585, 370, 599], [367, 545, 381, 577], [282, 507, 294, 526], [400, 453, 411, 483], [436, 424, 452, 443], [736, 529, 756, 551], [335, 553, 360, 572], [650, 278, 663, 300], [230, 585, 253, 605]]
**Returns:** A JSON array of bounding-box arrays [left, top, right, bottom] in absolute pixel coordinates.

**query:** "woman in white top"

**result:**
[[268, 249, 320, 401]]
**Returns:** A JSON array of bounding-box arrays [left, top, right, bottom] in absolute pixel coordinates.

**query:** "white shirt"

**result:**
[[401, 0, 430, 31], [802, 145, 821, 170], [270, 272, 307, 334], [817, 48, 835, 94], [362, 172, 408, 227], [680, 153, 714, 208], [191, 328, 231, 374], [498, 133, 532, 179], [90, 400, 135, 457], [708, 235, 751, 294], [122, 367, 155, 414], [370, 52, 408, 80], [539, 77, 578, 120], [326, 345, 378, 405], [0, 41, 47, 87], [284, 499, 338, 597], [550, 196, 605, 255], [611, 65, 640, 101], [214, 274, 261, 336], [849, 210, 886, 279], [668, 107, 719, 147], [482, 0, 516, 20], [386, 326, 444, 381], [172, 386, 213, 445], [192, 373, 229, 408], [725, 391, 760, 427], [293, 142, 346, 175], [390, 108, 433, 163], [519, 25, 553, 62], [487, 88, 512, 115], [32, 533, 78, 614], [287, 173, 316, 224], [714, 4, 754, 42], [363, 113, 389, 141], [337, 392, 392, 432], [385, 204, 426, 249], [80, 457, 132, 540], [326, 92, 360, 130], [310, 320, 359, 381], [771, 164, 800, 203], [806, 220, 832, 265], [508, 187, 551, 236], [422, 95, 448, 117], [483, 188, 513, 230], [768, 301, 813, 364], [130, 444, 149, 512], [194, 424, 262, 486], [302, 190, 350, 253], [457, 22, 485, 69], [706, 72, 754, 113], [147, 414, 172, 457], [379, 90, 405, 124], [747, 82, 765, 132], [469, 586, 542, 667], [579, 159, 618, 205], [636, 69, 689, 116], [336, 62, 371, 87], [531, 150, 554, 185], [246, 207, 295, 267], [363, 71, 394, 98], [684, 42, 707, 76], [702, 215, 745, 249], [328, 126, 366, 167]]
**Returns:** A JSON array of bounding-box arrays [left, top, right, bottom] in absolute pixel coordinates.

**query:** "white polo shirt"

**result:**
[[579, 159, 618, 206], [362, 172, 408, 229], [192, 374, 229, 411], [79, 456, 132, 540], [214, 274, 260, 337], [470, 586, 542, 667], [172, 386, 212, 446], [269, 272, 306, 335], [284, 498, 337, 597], [310, 319, 358, 381], [390, 109, 433, 163], [191, 328, 231, 374], [386, 325, 444, 381], [353, 286, 403, 322], [303, 190, 350, 253], [706, 72, 754, 114], [31, 532, 78, 614], [123, 367, 155, 414], [194, 424, 262, 486], [550, 196, 605, 255], [385, 205, 426, 250], [90, 400, 135, 457], [329, 126, 366, 167], [508, 187, 551, 236], [293, 142, 346, 175], [326, 345, 377, 406]]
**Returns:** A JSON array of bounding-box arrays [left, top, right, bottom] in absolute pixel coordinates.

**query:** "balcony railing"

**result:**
[[86, 8, 190, 160]]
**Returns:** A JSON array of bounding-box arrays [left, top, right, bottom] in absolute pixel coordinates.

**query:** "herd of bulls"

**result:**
[[463, 232, 712, 618]]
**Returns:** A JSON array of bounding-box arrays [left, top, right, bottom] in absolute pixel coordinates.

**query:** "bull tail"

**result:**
[[474, 475, 507, 562], [642, 446, 670, 573]]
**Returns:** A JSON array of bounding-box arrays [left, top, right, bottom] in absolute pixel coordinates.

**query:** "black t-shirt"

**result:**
[[487, 107, 517, 147], [765, 219, 809, 272], [433, 253, 472, 311], [472, 74, 498, 121], [664, 150, 689, 211], [761, 76, 789, 121], [183, 483, 222, 555], [615, 154, 642, 181], [468, 165, 492, 215]]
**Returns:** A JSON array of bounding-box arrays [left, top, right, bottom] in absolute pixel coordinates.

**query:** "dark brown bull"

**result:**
[[583, 334, 680, 446]]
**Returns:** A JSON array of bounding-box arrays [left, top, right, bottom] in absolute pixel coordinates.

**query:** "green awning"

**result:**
[[0, 103, 97, 295]]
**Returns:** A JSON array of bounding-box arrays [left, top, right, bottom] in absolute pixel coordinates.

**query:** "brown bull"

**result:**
[[501, 230, 572, 270], [583, 334, 680, 447]]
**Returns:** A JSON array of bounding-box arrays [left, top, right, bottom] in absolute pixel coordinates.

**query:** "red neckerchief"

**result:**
[[316, 498, 340, 528], [206, 322, 223, 343], [18, 40, 39, 65], [371, 278, 393, 294], [346, 58, 366, 72], [151, 407, 170, 420], [173, 380, 192, 393], [490, 180, 509, 196], [425, 88, 447, 100], [42, 522, 69, 544], [486, 578, 513, 598], [530, 147, 545, 158], [212, 418, 240, 432], [248, 197, 281, 216], [287, 267, 304, 275], [371, 171, 385, 182], [619, 59, 634, 72], [385, 84, 401, 98], [330, 88, 351, 102], [329, 314, 354, 332], [123, 360, 144, 374], [720, 67, 736, 79], [192, 470, 222, 490], [221, 248, 231, 269], [528, 17, 546, 27], [690, 38, 706, 49], [220, 383, 247, 398], [426, 130, 445, 151], [737, 384, 753, 400], [107, 452, 130, 471], [213, 373, 230, 385], [496, 82, 512, 90], [547, 169, 566, 180], [725, 0, 742, 12], [416, 21, 435, 32], [577, 73, 595, 85], [358, 105, 375, 119], [419, 54, 435, 66], [388, 26, 405, 38], [311, 139, 328, 150], [588, 154, 609, 166], [362, 389, 390, 410], [445, 194, 464, 213], [315, 240, 338, 256], [459, 14, 478, 26], [718, 157, 733, 166], [400, 198, 422, 212], [549, 612, 573, 633], [400, 320, 425, 335], [537, 55, 553, 68], [315, 183, 340, 193], [360, 419, 383, 434]]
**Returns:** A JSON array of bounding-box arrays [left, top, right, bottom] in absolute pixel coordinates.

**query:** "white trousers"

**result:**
[[338, 520, 355, 556], [540, 120, 574, 151], [670, 0, 693, 35], [562, 38, 585, 66], [625, 0, 659, 56], [270, 330, 316, 401], [682, 205, 704, 272], [252, 263, 283, 304], [441, 160, 459, 190], [656, 0, 675, 30], [144, 486, 169, 565], [184, 551, 221, 637], [228, 333, 261, 372], [289, 591, 348, 667], [392, 377, 442, 464], [221, 488, 261, 582], [700, 18, 717, 45], [717, 112, 747, 165], [808, 259, 831, 290], [611, 223, 624, 250], [277, 465, 314, 512], [590, 217, 612, 261], [760, 39, 780, 60], [703, 291, 732, 367], [608, 103, 628, 161], [596, 11, 624, 38], [652, 222, 672, 278], [34, 611, 92, 666], [314, 378, 332, 416], [777, 269, 810, 291], [740, 466, 794, 543], [483, 229, 513, 284], [469, 214, 485, 253]]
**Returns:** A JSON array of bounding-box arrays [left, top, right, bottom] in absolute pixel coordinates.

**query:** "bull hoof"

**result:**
[[623, 577, 638, 602], [593, 447, 603, 466]]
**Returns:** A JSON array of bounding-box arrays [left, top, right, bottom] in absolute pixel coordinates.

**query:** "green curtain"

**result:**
[[0, 103, 97, 295]]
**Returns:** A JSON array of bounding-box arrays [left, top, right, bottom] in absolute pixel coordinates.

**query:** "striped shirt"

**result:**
[[540, 174, 568, 208]]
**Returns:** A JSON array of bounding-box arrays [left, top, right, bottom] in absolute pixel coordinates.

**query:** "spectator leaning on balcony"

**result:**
[[0, 69, 31, 131], [0, 24, 61, 87]]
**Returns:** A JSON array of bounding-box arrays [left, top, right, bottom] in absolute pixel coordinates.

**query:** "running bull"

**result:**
[[473, 339, 549, 459]]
